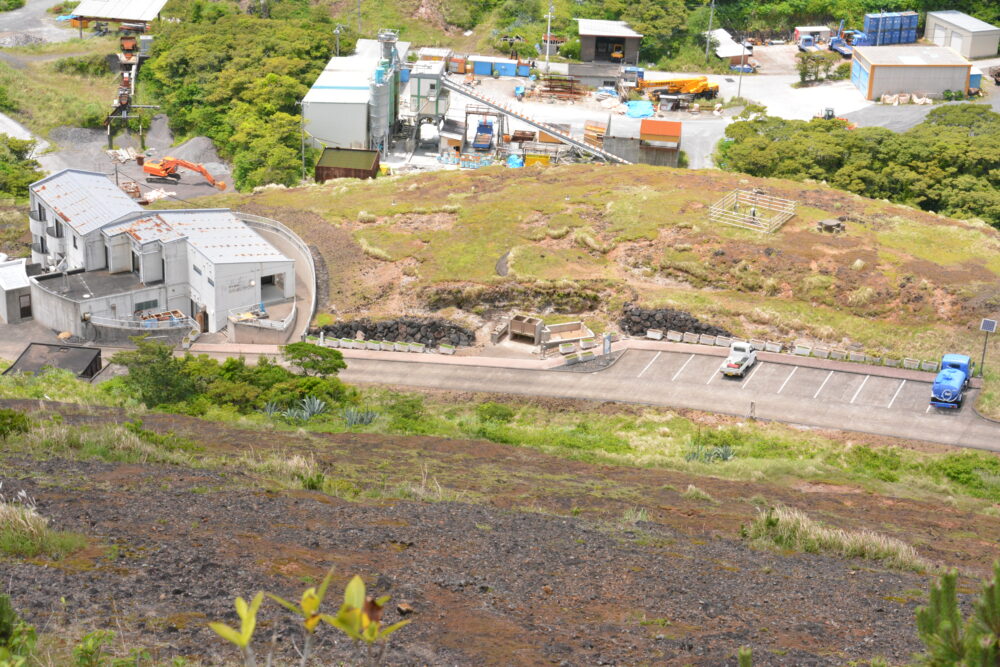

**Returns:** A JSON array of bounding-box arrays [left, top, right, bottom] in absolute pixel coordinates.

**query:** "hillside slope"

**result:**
[[168, 165, 1000, 373]]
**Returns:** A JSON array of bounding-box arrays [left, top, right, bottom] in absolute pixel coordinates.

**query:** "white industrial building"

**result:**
[[302, 34, 410, 155], [23, 169, 294, 337], [0, 258, 33, 324], [850, 45, 972, 100], [925, 11, 1000, 60]]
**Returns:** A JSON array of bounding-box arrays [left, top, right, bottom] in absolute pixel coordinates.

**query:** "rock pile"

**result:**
[[619, 304, 732, 337], [317, 317, 475, 347]]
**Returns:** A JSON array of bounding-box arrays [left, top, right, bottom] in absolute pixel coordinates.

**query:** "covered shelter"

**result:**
[[72, 0, 169, 26], [4, 343, 102, 380], [575, 19, 642, 64], [314, 148, 380, 182], [707, 28, 752, 66], [925, 11, 1000, 59], [602, 117, 681, 166]]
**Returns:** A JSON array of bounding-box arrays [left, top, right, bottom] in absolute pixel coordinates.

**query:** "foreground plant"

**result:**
[[916, 561, 1000, 665], [208, 571, 410, 666]]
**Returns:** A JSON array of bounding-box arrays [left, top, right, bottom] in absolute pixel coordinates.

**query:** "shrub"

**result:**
[[0, 485, 87, 560], [265, 376, 351, 407], [682, 484, 715, 502], [927, 452, 1000, 501], [52, 54, 109, 77], [0, 409, 30, 441], [0, 594, 36, 661], [476, 402, 515, 424]]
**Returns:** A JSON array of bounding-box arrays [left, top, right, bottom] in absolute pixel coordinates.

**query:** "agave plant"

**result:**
[[300, 396, 328, 419], [260, 401, 281, 418], [343, 407, 379, 428]]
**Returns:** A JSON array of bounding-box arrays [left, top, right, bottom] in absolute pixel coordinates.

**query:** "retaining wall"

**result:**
[[317, 317, 475, 347], [620, 304, 732, 338]]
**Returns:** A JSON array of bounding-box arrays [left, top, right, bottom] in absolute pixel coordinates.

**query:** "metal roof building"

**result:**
[[3, 343, 102, 380], [574, 19, 642, 64], [72, 0, 169, 22], [851, 45, 972, 99], [707, 28, 751, 62], [0, 258, 32, 324], [30, 169, 142, 236], [925, 11, 1000, 59]]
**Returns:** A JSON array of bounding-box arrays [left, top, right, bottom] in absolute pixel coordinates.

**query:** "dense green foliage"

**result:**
[[107, 339, 350, 412], [52, 54, 109, 77], [143, 8, 343, 190], [717, 104, 1000, 227], [0, 0, 25, 11], [0, 136, 43, 202], [0, 408, 30, 441]]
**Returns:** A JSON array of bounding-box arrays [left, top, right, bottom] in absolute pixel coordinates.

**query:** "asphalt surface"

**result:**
[[338, 348, 1000, 451], [0, 0, 74, 42]]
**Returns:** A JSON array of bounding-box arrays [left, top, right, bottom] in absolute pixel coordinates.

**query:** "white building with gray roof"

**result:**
[[27, 169, 294, 337]]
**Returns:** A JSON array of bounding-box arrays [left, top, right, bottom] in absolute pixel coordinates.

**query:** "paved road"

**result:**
[[339, 348, 1000, 451], [0, 0, 74, 42]]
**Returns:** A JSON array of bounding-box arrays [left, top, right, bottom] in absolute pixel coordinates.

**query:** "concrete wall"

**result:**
[[31, 276, 171, 337], [303, 101, 369, 149], [0, 285, 30, 324], [227, 320, 293, 344], [107, 235, 131, 273], [868, 64, 970, 99], [580, 35, 596, 62], [603, 137, 680, 166]]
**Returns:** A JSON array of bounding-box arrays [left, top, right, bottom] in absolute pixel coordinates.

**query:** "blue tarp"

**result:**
[[507, 155, 524, 168], [626, 100, 655, 118], [56, 14, 75, 20]]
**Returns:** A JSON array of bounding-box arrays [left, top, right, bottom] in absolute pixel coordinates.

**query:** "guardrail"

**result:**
[[90, 314, 199, 332], [654, 328, 941, 372], [233, 213, 316, 330]]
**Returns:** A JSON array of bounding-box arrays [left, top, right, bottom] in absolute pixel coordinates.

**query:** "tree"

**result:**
[[916, 562, 1000, 665], [110, 337, 197, 407], [282, 342, 346, 377], [0, 135, 42, 200]]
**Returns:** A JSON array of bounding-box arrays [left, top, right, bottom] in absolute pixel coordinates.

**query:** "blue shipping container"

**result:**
[[399, 67, 411, 83], [864, 14, 880, 33], [471, 59, 493, 75], [495, 61, 517, 76], [970, 72, 982, 88], [851, 59, 870, 97], [517, 63, 530, 76], [901, 11, 918, 28], [902, 29, 917, 43]]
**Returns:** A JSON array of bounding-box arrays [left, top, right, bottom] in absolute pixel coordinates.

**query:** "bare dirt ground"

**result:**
[[2, 399, 997, 665]]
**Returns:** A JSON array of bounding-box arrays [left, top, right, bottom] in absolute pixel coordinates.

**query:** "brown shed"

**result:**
[[314, 148, 380, 183], [575, 19, 643, 65]]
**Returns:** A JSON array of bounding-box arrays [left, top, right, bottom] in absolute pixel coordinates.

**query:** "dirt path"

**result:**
[[1, 401, 997, 664]]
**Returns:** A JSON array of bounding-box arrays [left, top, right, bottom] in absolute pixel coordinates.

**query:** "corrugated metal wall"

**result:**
[[868, 65, 969, 99]]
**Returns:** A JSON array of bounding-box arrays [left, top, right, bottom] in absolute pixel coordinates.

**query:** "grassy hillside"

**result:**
[[165, 165, 1000, 407]]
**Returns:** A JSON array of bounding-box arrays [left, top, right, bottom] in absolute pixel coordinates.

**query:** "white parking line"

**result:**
[[706, 365, 718, 384], [742, 362, 764, 389], [887, 380, 906, 409], [777, 367, 798, 394], [637, 351, 661, 379], [850, 375, 870, 404], [813, 371, 833, 399], [671, 354, 695, 382]]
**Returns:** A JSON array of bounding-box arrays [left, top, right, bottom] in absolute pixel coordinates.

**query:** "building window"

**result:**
[[72, 235, 77, 249], [36, 207, 45, 222], [135, 299, 159, 313], [193, 265, 202, 275], [207, 278, 214, 286]]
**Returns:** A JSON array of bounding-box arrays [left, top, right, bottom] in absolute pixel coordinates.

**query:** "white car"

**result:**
[[720, 341, 757, 377]]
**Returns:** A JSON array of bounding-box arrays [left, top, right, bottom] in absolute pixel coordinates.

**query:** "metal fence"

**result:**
[[90, 315, 199, 332], [709, 189, 796, 233]]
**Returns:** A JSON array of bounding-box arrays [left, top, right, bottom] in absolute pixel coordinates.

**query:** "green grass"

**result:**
[[746, 505, 930, 572], [876, 216, 1000, 275], [0, 498, 86, 560], [0, 38, 119, 136]]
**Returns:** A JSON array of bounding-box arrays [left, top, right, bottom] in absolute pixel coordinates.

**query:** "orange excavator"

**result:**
[[142, 158, 227, 190]]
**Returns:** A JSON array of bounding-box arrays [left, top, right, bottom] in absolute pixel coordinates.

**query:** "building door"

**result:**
[[932, 25, 946, 45], [18, 294, 31, 319], [949, 32, 964, 54]]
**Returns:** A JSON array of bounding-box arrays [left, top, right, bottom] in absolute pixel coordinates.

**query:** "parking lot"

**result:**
[[612, 349, 948, 415]]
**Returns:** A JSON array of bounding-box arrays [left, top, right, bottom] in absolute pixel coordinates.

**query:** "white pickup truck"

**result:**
[[719, 341, 757, 377]]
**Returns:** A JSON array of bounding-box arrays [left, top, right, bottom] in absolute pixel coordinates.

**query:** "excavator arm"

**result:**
[[142, 157, 227, 190]]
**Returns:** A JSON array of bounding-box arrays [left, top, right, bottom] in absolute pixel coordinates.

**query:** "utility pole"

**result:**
[[704, 0, 715, 63], [544, 0, 554, 73], [297, 101, 306, 183], [737, 30, 747, 98]]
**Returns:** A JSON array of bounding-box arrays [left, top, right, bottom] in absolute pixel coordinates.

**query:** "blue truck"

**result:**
[[930, 354, 974, 409], [472, 121, 494, 151]]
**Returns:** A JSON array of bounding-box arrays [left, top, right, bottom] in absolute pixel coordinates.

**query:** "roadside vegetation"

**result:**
[[3, 346, 1000, 513], [718, 104, 1000, 229]]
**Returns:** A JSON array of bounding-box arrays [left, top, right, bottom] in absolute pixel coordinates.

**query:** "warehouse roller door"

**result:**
[[949, 32, 964, 53], [932, 25, 946, 46]]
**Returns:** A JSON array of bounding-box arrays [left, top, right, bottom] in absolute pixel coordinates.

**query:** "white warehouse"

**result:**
[[26, 169, 294, 338], [851, 45, 972, 100], [925, 11, 1000, 60], [302, 35, 410, 155]]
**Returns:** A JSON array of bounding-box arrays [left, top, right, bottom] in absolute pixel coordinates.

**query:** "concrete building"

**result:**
[[603, 117, 681, 167], [575, 19, 642, 64], [27, 169, 294, 339], [0, 258, 33, 324], [850, 45, 972, 99], [925, 11, 1000, 59], [302, 34, 411, 155]]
